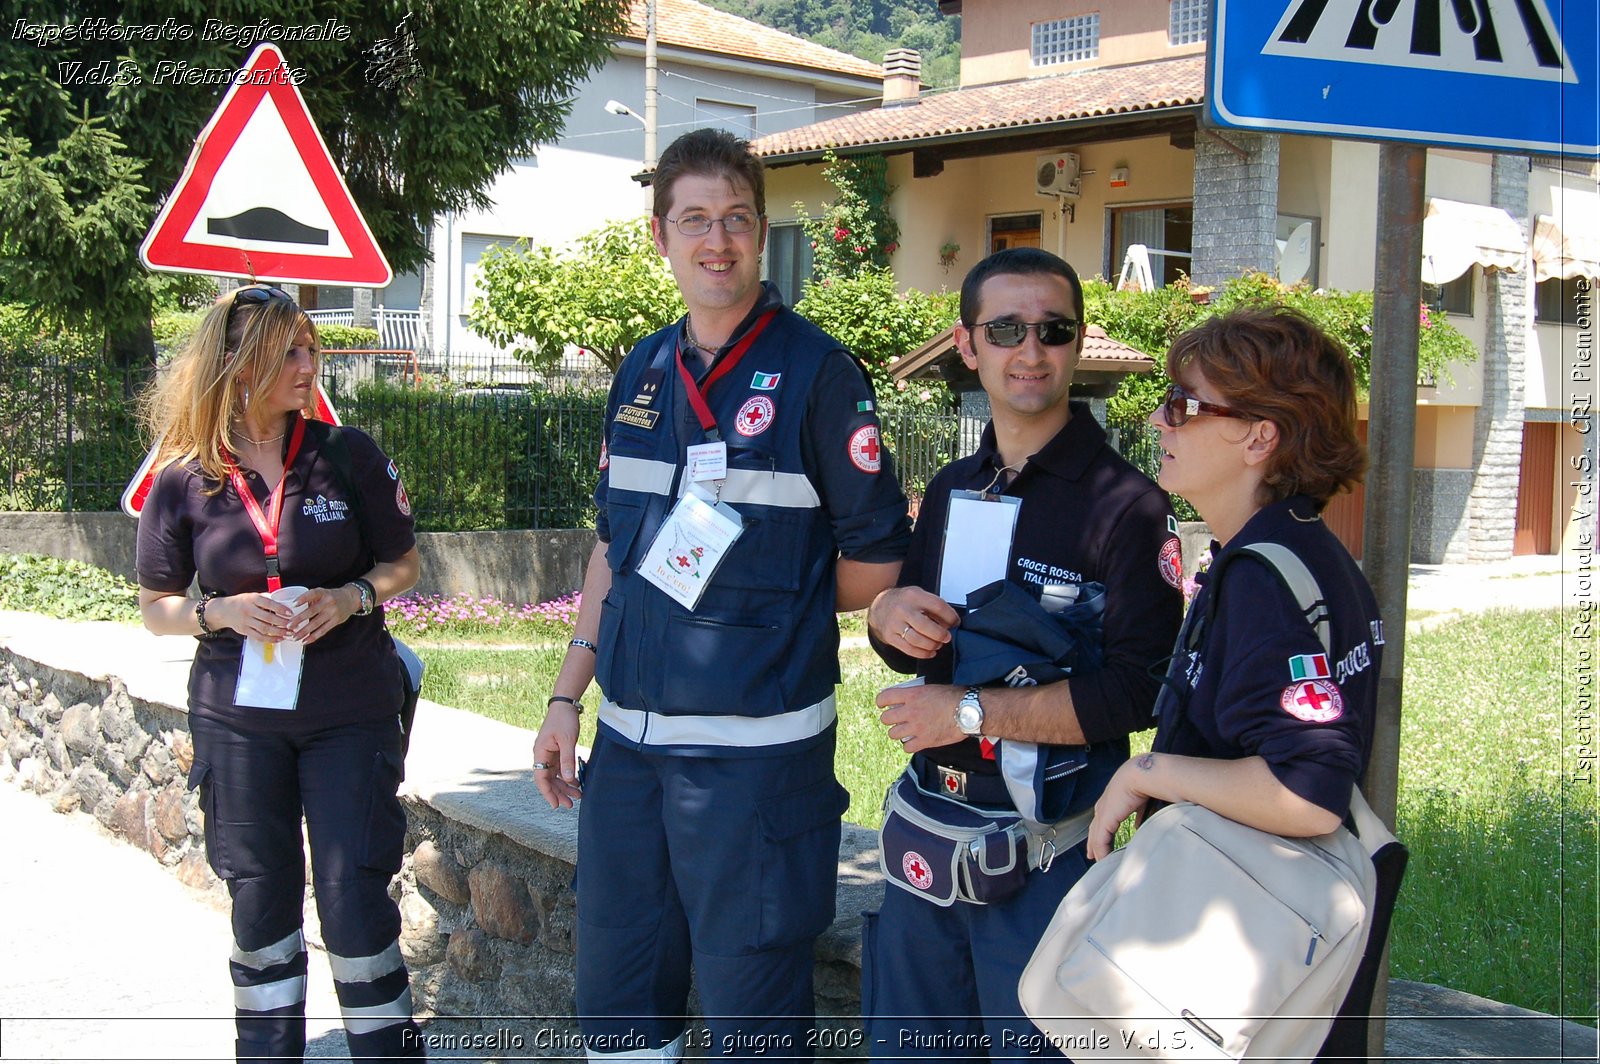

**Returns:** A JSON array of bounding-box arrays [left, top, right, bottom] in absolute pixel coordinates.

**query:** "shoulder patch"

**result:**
[[598, 439, 609, 471], [1158, 537, 1183, 589], [395, 480, 412, 517], [1280, 679, 1343, 723], [848, 424, 882, 473], [386, 459, 399, 481]]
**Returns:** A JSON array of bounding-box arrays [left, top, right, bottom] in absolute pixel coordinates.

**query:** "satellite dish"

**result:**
[[1278, 222, 1314, 285]]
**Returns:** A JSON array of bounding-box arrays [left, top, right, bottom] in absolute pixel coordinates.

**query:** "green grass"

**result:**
[[1392, 608, 1596, 1021], [1, 553, 1587, 1021], [409, 608, 1597, 1022]]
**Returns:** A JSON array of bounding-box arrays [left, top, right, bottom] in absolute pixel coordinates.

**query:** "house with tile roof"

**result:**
[[317, 0, 884, 369], [750, 0, 1598, 563]]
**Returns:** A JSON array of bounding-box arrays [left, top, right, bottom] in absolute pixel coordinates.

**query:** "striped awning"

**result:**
[[1532, 187, 1600, 283], [1421, 198, 1525, 285]]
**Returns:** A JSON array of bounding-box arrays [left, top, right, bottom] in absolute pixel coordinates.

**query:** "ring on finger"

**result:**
[[532, 761, 552, 771], [900, 623, 912, 639]]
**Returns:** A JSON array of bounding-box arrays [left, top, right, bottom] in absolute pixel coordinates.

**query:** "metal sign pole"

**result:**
[[1361, 139, 1427, 1056]]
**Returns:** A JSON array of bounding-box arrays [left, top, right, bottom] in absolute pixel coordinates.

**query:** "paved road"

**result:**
[[0, 782, 354, 1063]]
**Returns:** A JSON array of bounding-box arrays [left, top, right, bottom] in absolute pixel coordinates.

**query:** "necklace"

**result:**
[[682, 317, 723, 357], [233, 429, 286, 447]]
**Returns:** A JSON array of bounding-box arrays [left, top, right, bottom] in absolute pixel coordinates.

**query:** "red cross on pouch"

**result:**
[[943, 773, 959, 792], [909, 857, 927, 880]]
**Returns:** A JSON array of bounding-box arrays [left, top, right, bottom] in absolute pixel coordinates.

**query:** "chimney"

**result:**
[[882, 48, 922, 107]]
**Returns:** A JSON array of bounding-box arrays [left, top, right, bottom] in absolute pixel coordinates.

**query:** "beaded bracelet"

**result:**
[[568, 638, 598, 653], [195, 592, 221, 639]]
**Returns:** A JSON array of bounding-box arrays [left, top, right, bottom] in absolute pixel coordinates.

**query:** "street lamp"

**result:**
[[605, 99, 645, 124]]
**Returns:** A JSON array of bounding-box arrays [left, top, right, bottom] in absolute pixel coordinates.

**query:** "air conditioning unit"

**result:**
[[1036, 153, 1082, 197]]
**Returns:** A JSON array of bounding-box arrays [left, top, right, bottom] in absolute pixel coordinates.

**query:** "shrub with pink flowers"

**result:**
[[386, 590, 581, 639]]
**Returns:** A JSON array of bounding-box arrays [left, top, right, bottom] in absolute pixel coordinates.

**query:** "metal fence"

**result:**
[[1, 359, 154, 512], [3, 353, 1173, 528]]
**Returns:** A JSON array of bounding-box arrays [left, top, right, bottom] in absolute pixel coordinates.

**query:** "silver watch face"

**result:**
[[956, 695, 983, 734]]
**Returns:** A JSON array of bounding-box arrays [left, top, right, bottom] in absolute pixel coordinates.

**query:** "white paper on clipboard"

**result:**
[[937, 490, 1021, 606]]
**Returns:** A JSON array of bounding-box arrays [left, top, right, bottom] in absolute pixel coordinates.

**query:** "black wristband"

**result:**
[[547, 695, 583, 714], [569, 637, 597, 653]]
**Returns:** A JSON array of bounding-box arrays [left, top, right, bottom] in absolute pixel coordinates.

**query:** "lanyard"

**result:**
[[223, 416, 307, 593], [674, 310, 777, 440]]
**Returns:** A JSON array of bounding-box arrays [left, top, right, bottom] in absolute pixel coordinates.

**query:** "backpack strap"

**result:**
[[1235, 542, 1333, 656]]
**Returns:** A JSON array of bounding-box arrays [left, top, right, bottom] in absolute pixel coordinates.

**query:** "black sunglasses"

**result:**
[[1161, 383, 1255, 427], [971, 318, 1081, 347], [227, 284, 293, 325]]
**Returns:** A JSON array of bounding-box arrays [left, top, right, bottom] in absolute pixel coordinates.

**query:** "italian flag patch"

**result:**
[[1288, 653, 1331, 681]]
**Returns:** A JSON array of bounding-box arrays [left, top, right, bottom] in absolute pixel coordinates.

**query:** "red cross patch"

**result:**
[[598, 439, 609, 471], [395, 481, 411, 517], [902, 850, 934, 890], [734, 396, 775, 436], [848, 424, 882, 473], [1158, 537, 1183, 589], [1281, 679, 1344, 723]]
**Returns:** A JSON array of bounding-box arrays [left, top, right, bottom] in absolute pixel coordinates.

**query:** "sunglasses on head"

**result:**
[[971, 318, 1081, 347], [1161, 383, 1255, 427], [226, 284, 293, 324]]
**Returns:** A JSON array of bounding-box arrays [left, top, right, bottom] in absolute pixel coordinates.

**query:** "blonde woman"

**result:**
[[135, 284, 424, 1062]]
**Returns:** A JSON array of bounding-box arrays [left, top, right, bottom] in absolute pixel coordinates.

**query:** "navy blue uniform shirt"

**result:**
[[137, 419, 415, 733], [1155, 495, 1382, 817], [875, 404, 1184, 769]]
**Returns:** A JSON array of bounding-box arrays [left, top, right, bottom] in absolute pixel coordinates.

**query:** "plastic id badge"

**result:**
[[235, 586, 309, 710], [937, 490, 1021, 607], [640, 484, 745, 610]]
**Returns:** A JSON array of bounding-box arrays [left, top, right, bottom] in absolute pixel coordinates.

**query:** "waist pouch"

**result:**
[[878, 769, 1031, 907]]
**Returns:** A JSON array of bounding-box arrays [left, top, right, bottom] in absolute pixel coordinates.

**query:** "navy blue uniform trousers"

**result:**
[[575, 729, 847, 1058], [189, 714, 422, 1062]]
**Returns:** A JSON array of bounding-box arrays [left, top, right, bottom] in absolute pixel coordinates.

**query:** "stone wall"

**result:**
[[0, 512, 593, 607], [0, 652, 218, 895], [0, 635, 877, 1057], [1190, 131, 1280, 287]]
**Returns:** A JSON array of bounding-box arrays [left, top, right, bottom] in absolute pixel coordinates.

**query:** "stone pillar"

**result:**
[[1190, 131, 1280, 286], [959, 389, 991, 455], [1467, 154, 1530, 561], [352, 287, 375, 328]]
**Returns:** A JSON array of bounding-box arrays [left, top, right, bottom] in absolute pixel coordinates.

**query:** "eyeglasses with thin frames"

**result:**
[[1161, 383, 1255, 427], [662, 211, 762, 236], [970, 319, 1081, 347]]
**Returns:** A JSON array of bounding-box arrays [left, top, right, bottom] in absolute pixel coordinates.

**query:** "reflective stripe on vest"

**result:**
[[608, 455, 820, 509], [340, 986, 414, 1034], [599, 694, 837, 748]]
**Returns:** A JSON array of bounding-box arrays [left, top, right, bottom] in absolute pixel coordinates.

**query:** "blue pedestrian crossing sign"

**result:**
[[1209, 0, 1598, 156]]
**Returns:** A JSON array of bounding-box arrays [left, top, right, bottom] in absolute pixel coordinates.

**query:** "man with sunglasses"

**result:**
[[861, 248, 1184, 1059], [531, 128, 911, 1060]]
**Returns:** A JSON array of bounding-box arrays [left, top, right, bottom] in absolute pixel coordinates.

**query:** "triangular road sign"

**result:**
[[140, 43, 392, 287], [122, 383, 343, 519]]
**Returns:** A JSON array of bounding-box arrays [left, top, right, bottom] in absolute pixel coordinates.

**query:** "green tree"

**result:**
[[796, 151, 900, 279], [0, 0, 628, 365], [469, 219, 684, 373], [794, 269, 956, 405]]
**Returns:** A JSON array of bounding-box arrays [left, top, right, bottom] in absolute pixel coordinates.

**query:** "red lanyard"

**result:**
[[674, 310, 777, 438], [222, 416, 306, 592]]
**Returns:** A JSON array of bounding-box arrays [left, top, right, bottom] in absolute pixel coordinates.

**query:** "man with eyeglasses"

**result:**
[[531, 128, 911, 1060], [860, 247, 1184, 1058]]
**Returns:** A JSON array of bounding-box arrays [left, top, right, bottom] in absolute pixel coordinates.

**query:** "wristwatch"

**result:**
[[955, 686, 985, 735]]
